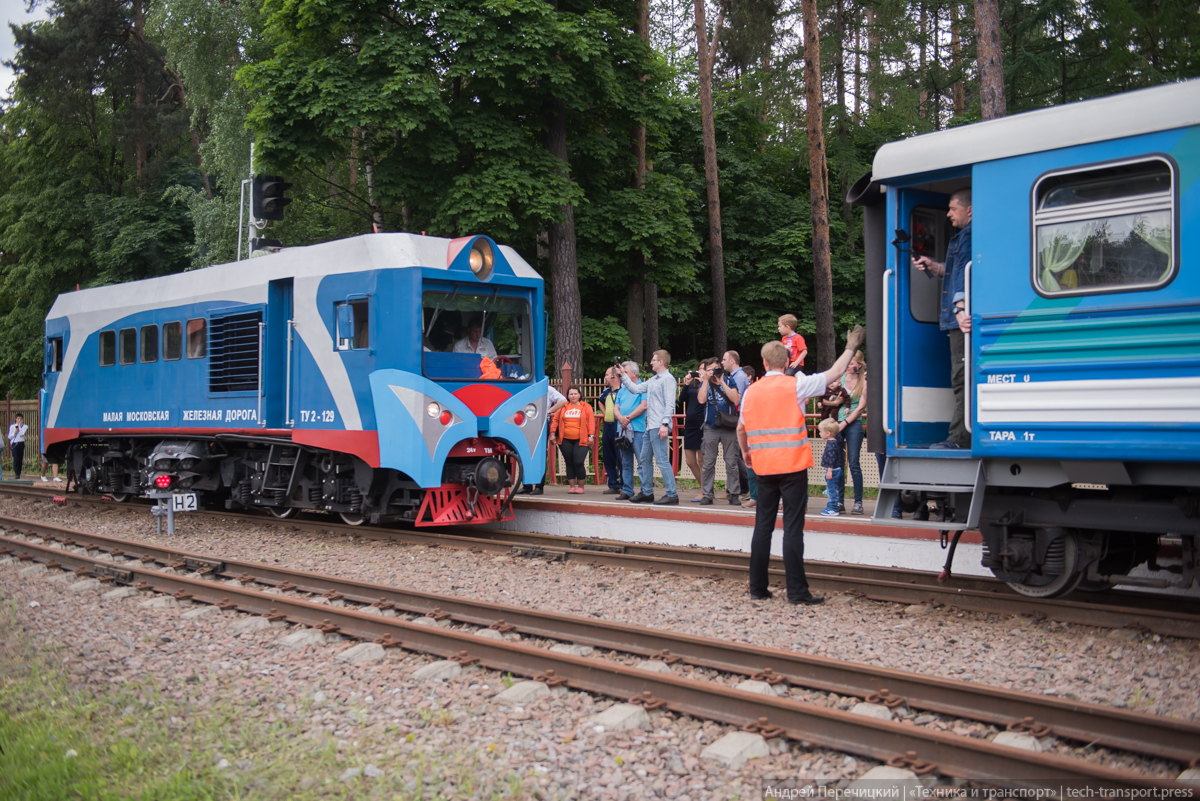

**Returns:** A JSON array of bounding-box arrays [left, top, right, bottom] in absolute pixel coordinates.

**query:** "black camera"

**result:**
[[711, 366, 725, 378]]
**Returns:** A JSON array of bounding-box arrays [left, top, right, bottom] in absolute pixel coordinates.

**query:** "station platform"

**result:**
[[506, 483, 989, 579]]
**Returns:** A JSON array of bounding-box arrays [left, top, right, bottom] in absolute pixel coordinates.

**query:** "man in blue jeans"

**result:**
[[619, 350, 680, 505], [615, 361, 647, 500]]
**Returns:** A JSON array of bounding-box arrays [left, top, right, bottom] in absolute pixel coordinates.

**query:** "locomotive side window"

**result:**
[[140, 324, 159, 363], [335, 299, 369, 350], [119, 328, 136, 365], [163, 321, 182, 360], [208, 310, 262, 393], [1033, 158, 1175, 296], [47, 337, 63, 372], [99, 331, 116, 366], [186, 318, 206, 359], [422, 289, 532, 381]]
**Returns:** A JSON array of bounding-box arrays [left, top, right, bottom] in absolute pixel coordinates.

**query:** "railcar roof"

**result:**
[[47, 233, 539, 319], [872, 79, 1200, 181]]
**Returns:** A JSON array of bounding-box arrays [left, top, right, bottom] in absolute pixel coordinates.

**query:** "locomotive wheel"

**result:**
[[339, 512, 365, 526], [1004, 531, 1084, 598], [268, 506, 296, 519]]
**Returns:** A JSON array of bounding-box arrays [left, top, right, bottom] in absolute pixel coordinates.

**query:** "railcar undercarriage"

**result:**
[[57, 435, 515, 527]]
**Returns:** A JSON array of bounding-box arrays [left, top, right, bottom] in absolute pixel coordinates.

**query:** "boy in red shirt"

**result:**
[[777, 314, 807, 376]]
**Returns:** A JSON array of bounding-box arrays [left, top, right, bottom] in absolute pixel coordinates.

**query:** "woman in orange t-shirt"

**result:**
[[549, 386, 596, 493]]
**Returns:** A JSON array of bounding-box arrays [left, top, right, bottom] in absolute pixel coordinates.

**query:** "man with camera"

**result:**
[[696, 357, 742, 505]]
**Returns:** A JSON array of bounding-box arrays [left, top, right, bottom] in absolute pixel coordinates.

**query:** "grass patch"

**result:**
[[0, 601, 537, 799]]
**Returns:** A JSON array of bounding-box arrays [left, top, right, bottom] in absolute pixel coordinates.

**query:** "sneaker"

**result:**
[[852, 501, 864, 515], [53, 477, 63, 483], [820, 509, 839, 516], [575, 487, 585, 494], [742, 499, 757, 509], [838, 504, 846, 513], [41, 477, 49, 482]]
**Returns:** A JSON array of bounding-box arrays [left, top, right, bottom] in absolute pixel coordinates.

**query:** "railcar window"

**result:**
[[99, 331, 116, 366], [422, 289, 533, 381], [335, 299, 370, 350], [119, 328, 136, 365], [163, 321, 182, 360], [47, 337, 63, 372], [209, 311, 262, 393], [186, 318, 206, 359], [1034, 159, 1175, 296], [140, 325, 159, 363]]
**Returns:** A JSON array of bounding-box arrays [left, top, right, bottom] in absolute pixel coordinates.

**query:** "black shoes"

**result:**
[[529, 485, 544, 495], [602, 487, 622, 495], [629, 492, 654, 503], [653, 495, 679, 505], [515, 485, 533, 495], [750, 589, 774, 600], [789, 594, 826, 606], [696, 497, 713, 506], [728, 496, 742, 506]]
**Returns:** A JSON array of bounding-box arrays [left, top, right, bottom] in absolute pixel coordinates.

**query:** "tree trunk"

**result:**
[[544, 96, 583, 377], [867, 7, 880, 106], [951, 3, 965, 116], [634, 0, 657, 361], [975, 0, 1006, 119], [919, 2, 928, 119], [133, 0, 147, 184], [695, 0, 729, 356], [645, 282, 659, 355], [854, 15, 861, 120], [802, 0, 835, 370], [627, 281, 644, 363]]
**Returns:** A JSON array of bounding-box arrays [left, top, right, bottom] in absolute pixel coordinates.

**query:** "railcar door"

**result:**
[[891, 189, 955, 449], [265, 278, 293, 429]]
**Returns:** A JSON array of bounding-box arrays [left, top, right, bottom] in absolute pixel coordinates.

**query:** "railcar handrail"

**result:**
[[963, 260, 972, 435], [882, 268, 894, 436]]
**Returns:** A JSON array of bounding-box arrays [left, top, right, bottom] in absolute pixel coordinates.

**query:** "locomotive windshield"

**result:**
[[421, 289, 533, 382]]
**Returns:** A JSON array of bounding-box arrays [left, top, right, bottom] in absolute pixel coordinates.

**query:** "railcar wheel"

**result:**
[[1004, 531, 1083, 598], [339, 512, 365, 526], [107, 493, 131, 503], [268, 506, 296, 519]]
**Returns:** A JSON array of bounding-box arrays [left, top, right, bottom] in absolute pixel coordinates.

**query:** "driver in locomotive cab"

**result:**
[[453, 315, 498, 360]]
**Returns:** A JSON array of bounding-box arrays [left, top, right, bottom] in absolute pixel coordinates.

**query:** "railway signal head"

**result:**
[[252, 174, 293, 222]]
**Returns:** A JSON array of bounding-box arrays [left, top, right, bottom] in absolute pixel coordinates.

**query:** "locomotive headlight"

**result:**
[[154, 458, 172, 470], [523, 404, 537, 419], [469, 239, 494, 281], [179, 458, 199, 471], [426, 402, 441, 418]]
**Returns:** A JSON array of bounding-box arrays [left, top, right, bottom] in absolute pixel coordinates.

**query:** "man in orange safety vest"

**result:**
[[738, 325, 866, 605]]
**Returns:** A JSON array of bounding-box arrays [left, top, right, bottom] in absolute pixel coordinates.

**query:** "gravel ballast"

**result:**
[[3, 495, 1198, 795]]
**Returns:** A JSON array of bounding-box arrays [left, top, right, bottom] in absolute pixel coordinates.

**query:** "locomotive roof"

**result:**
[[47, 233, 540, 319], [872, 79, 1200, 181]]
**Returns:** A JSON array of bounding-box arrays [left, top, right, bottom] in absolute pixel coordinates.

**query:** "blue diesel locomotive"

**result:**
[[851, 79, 1200, 597], [41, 233, 549, 527]]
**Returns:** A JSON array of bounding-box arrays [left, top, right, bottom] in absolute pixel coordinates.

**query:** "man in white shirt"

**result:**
[[7, 413, 28, 481], [452, 317, 498, 360]]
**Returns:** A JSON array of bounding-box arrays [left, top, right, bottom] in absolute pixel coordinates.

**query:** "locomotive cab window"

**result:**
[[119, 328, 136, 365], [163, 321, 182, 360], [140, 324, 159, 363], [99, 330, 116, 366], [47, 337, 63, 372], [186, 318, 206, 359], [335, 299, 369, 350], [422, 289, 532, 381], [1033, 158, 1175, 296]]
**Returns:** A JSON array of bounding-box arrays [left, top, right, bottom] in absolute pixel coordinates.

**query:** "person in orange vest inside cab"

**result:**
[[738, 325, 866, 606]]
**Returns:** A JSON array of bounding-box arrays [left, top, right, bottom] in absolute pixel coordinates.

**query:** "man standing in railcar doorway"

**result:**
[[739, 326, 865, 605], [912, 187, 973, 449]]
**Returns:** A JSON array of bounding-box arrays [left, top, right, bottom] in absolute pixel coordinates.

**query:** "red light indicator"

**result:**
[[154, 475, 173, 489], [513, 412, 525, 426], [439, 410, 452, 426]]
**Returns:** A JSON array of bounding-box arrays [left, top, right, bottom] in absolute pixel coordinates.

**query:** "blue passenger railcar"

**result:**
[[42, 234, 548, 527], [850, 80, 1200, 596]]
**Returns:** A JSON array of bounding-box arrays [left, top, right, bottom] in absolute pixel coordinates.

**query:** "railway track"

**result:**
[[4, 484, 1199, 639], [0, 514, 1196, 790]]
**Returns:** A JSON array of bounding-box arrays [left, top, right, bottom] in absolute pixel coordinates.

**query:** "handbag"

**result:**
[[711, 382, 739, 430]]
